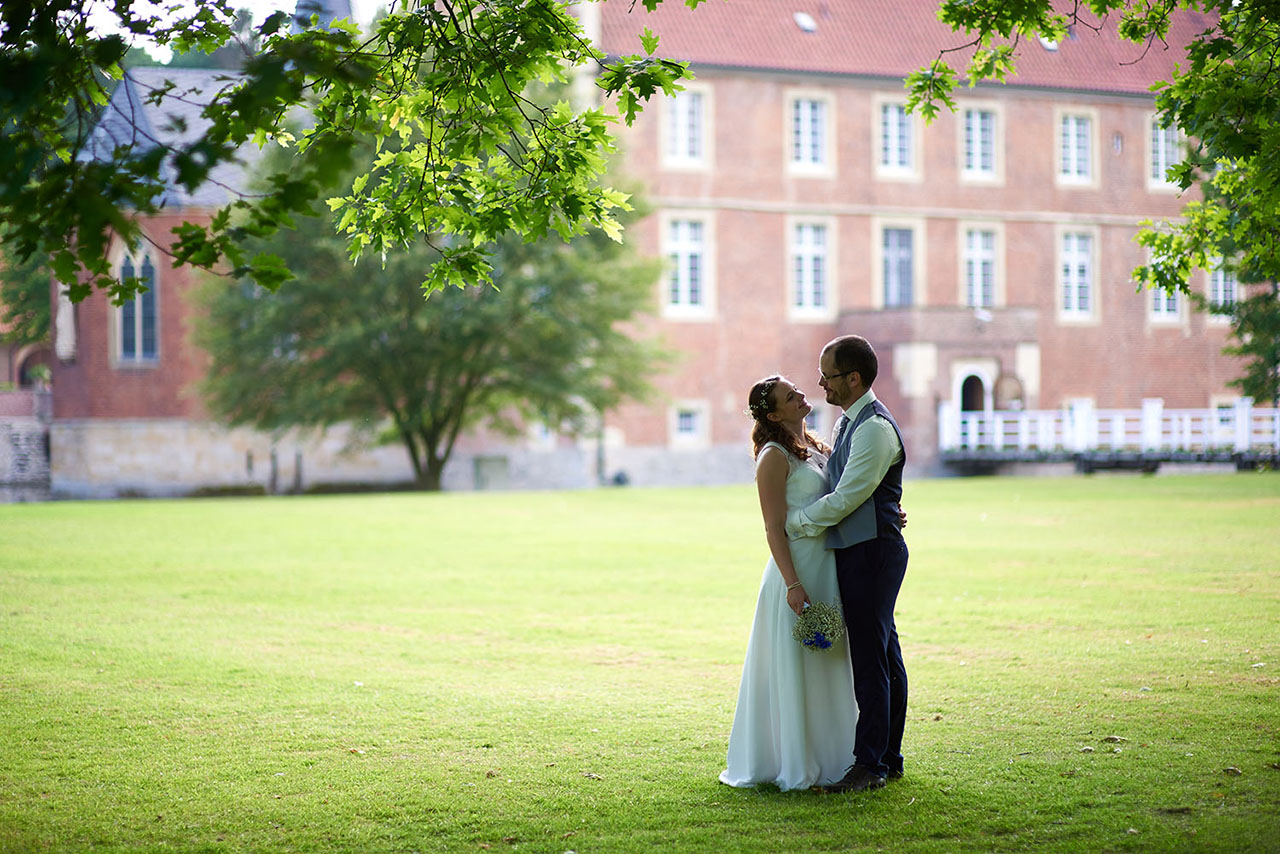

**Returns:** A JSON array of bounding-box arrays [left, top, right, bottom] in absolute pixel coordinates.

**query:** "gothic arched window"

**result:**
[[117, 252, 158, 363]]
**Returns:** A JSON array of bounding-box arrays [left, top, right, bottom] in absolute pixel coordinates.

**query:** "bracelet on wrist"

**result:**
[[786, 581, 803, 592]]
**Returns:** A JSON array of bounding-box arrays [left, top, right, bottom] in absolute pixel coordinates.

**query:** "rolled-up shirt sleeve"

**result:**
[[788, 419, 900, 537]]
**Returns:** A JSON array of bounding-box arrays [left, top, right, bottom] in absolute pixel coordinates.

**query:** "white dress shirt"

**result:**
[[785, 389, 902, 540]]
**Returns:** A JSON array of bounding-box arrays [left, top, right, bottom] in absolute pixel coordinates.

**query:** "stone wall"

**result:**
[[51, 419, 416, 498], [1, 418, 49, 485], [604, 443, 755, 487], [47, 417, 770, 498], [1, 390, 52, 501]]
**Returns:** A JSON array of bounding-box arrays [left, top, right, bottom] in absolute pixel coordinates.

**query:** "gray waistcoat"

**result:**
[[824, 399, 907, 550]]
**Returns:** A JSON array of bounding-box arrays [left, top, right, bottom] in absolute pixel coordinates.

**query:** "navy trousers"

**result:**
[[835, 535, 908, 777]]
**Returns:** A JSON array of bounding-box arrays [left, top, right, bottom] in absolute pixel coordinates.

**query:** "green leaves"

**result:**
[[909, 0, 1069, 121], [0, 226, 52, 347], [640, 27, 661, 56], [905, 61, 958, 122], [966, 44, 1017, 87], [195, 145, 665, 489], [598, 55, 691, 126], [1, 0, 688, 302]]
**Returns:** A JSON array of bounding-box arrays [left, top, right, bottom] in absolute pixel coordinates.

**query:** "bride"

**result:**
[[719, 375, 858, 791]]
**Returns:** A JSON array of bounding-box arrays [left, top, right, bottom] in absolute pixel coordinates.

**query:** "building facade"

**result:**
[[40, 1, 1260, 497], [590, 0, 1250, 481]]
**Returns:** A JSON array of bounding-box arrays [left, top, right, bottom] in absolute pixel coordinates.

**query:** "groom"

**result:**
[[786, 334, 908, 793]]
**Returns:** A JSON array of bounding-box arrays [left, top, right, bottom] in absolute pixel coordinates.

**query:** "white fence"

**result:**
[[939, 398, 1280, 455]]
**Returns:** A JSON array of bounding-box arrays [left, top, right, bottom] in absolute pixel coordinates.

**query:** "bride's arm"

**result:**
[[756, 447, 810, 616]]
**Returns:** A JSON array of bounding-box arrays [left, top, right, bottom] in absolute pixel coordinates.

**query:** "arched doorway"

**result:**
[[961, 374, 985, 412], [15, 347, 53, 388]]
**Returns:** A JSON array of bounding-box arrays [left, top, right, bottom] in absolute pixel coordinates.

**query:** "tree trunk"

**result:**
[[414, 451, 446, 491], [414, 467, 442, 491]]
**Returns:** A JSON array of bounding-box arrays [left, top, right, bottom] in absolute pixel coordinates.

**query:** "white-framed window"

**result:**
[[882, 227, 915, 308], [1150, 285, 1180, 321], [872, 216, 925, 309], [115, 250, 158, 365], [669, 400, 710, 448], [661, 211, 715, 320], [1057, 229, 1096, 322], [788, 218, 836, 320], [663, 85, 710, 169], [786, 90, 834, 176], [874, 96, 918, 180], [959, 104, 1001, 182], [1056, 110, 1095, 185], [1209, 261, 1237, 309], [1207, 260, 1237, 325], [962, 227, 998, 308], [1148, 114, 1183, 190]]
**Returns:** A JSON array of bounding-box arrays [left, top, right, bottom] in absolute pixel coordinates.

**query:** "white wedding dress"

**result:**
[[719, 441, 858, 791]]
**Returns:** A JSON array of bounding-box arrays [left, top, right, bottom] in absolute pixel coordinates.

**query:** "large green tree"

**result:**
[[195, 156, 665, 490], [908, 0, 1280, 402], [0, 0, 694, 303]]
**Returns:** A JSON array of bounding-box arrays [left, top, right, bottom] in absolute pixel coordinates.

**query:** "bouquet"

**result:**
[[791, 601, 846, 652]]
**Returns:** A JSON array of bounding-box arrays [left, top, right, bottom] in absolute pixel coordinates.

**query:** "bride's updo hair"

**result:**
[[747, 375, 830, 461]]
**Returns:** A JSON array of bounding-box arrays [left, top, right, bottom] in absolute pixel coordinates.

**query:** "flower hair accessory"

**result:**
[[791, 601, 846, 652], [747, 380, 778, 419]]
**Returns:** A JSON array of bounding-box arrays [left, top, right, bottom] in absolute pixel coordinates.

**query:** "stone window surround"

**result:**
[[1054, 106, 1100, 189], [669, 399, 711, 449], [956, 99, 1005, 186], [871, 215, 927, 309], [661, 82, 714, 172], [109, 239, 160, 369], [659, 209, 717, 321], [786, 214, 839, 322], [1055, 224, 1100, 325], [872, 94, 922, 183], [784, 87, 836, 178], [956, 220, 1006, 309]]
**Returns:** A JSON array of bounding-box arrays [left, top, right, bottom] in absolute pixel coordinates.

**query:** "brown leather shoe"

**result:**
[[822, 765, 886, 793]]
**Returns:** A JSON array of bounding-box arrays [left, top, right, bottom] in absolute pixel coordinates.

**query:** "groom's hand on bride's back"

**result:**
[[898, 505, 908, 528]]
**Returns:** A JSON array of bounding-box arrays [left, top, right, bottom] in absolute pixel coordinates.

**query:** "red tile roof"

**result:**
[[598, 0, 1215, 96]]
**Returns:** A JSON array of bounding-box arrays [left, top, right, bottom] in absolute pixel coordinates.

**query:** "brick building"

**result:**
[[588, 0, 1251, 482], [41, 1, 1259, 496]]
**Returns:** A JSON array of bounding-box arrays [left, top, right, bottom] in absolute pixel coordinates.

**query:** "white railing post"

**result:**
[[1232, 397, 1253, 451], [936, 402, 957, 453], [939, 402, 1279, 460], [1107, 413, 1123, 450], [1067, 400, 1095, 452], [1141, 398, 1164, 451], [1037, 412, 1055, 450]]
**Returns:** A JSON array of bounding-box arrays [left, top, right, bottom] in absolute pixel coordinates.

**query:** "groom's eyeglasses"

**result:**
[[819, 369, 856, 383]]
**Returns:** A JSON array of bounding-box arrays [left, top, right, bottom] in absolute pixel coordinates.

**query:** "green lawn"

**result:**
[[1, 474, 1277, 853]]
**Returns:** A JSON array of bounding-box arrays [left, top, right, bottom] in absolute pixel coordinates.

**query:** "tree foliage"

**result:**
[[195, 146, 666, 491], [0, 0, 693, 302], [909, 0, 1280, 400], [0, 228, 51, 348]]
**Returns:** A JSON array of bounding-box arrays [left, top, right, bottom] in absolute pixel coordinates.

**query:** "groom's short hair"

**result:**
[[828, 335, 878, 387]]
